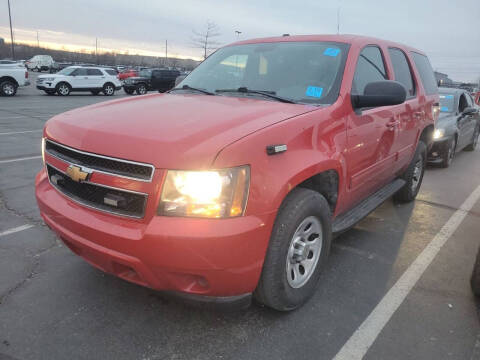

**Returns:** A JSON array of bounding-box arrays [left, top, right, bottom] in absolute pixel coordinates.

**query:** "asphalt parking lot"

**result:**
[[1, 72, 480, 360]]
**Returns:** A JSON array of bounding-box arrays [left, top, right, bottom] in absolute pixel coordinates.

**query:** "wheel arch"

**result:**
[[0, 76, 19, 87]]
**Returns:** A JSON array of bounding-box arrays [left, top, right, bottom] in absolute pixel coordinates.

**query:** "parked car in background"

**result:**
[[428, 88, 479, 167], [36, 35, 439, 310], [0, 65, 30, 96], [118, 68, 138, 81], [122, 68, 180, 95], [36, 66, 121, 96], [26, 55, 55, 72], [473, 91, 480, 106]]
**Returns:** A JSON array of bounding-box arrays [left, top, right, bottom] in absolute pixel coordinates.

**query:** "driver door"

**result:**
[[69, 68, 89, 88], [346, 45, 397, 206]]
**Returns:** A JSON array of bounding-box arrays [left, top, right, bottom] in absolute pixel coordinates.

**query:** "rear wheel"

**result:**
[[254, 188, 332, 311], [103, 83, 115, 96], [0, 80, 17, 96], [56, 82, 71, 96], [440, 137, 456, 168], [465, 126, 479, 151], [136, 83, 147, 95], [394, 141, 426, 203]]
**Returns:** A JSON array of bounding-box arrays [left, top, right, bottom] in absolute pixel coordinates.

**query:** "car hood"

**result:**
[[45, 93, 317, 169]]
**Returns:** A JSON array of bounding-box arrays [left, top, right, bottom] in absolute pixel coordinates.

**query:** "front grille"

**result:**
[[46, 165, 147, 218], [45, 140, 154, 181]]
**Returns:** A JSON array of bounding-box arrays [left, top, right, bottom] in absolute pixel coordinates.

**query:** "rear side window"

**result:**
[[71, 68, 88, 76], [105, 70, 117, 76], [352, 46, 387, 95], [388, 48, 415, 98], [411, 52, 438, 95], [87, 69, 102, 76]]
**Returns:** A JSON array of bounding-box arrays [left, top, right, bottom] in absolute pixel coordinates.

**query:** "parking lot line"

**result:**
[[0, 130, 43, 136], [333, 184, 480, 360], [0, 224, 34, 237], [0, 155, 42, 164]]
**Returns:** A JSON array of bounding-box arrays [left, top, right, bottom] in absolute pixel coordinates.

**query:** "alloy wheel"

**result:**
[[286, 216, 323, 288], [58, 84, 69, 95], [2, 83, 15, 96], [104, 85, 114, 95]]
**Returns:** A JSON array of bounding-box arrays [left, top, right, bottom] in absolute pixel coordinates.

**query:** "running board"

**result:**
[[332, 179, 406, 234]]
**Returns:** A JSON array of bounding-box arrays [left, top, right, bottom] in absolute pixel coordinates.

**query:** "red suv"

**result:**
[[36, 35, 439, 310]]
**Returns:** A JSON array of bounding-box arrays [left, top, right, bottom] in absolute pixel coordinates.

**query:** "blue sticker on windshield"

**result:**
[[445, 95, 454, 99], [306, 86, 323, 98], [440, 106, 449, 112], [324, 48, 340, 57]]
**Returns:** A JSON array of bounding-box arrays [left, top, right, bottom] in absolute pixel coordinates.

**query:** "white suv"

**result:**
[[36, 66, 122, 96], [26, 55, 54, 72]]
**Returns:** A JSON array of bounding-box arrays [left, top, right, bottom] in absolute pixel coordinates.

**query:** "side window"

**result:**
[[105, 69, 117, 76], [459, 94, 469, 113], [388, 48, 415, 98], [153, 70, 162, 78], [411, 52, 438, 95], [352, 46, 387, 95], [71, 68, 87, 76], [87, 69, 102, 76]]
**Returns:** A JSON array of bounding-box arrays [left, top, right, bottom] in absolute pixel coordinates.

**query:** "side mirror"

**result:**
[[462, 107, 478, 115], [352, 80, 407, 109]]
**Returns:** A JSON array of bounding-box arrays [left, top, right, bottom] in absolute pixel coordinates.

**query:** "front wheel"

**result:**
[[0, 80, 17, 96], [465, 126, 479, 151], [440, 137, 456, 168], [56, 82, 71, 96], [136, 83, 147, 95], [103, 83, 115, 96], [254, 188, 332, 311], [394, 141, 426, 203]]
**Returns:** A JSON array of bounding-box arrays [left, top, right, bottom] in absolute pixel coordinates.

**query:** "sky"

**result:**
[[0, 0, 479, 82]]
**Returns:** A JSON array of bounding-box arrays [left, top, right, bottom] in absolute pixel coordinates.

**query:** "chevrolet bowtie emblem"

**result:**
[[66, 165, 90, 182]]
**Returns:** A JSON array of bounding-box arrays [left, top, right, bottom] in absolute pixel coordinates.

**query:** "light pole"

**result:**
[[7, 0, 15, 59], [37, 30, 40, 48]]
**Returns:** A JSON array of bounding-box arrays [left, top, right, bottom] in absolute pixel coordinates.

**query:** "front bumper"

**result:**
[[36, 82, 55, 90], [35, 168, 275, 299], [123, 84, 137, 91], [428, 137, 451, 163]]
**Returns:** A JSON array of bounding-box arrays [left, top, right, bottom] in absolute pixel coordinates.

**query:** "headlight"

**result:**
[[41, 137, 45, 164], [433, 128, 445, 140], [42, 77, 55, 81], [158, 166, 250, 218]]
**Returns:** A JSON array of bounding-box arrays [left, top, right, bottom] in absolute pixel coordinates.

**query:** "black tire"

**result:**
[[103, 83, 115, 96], [465, 126, 479, 151], [440, 137, 456, 168], [91, 90, 100, 95], [136, 83, 147, 95], [44, 90, 56, 96], [471, 246, 480, 296], [124, 88, 135, 95], [394, 140, 426, 203], [0, 80, 18, 96], [254, 188, 332, 311], [56, 82, 71, 96]]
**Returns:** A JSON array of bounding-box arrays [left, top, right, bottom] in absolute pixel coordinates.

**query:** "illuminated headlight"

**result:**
[[158, 166, 250, 218], [433, 128, 445, 140], [41, 137, 45, 164]]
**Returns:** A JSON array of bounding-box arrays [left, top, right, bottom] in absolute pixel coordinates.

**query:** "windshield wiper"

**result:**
[[169, 84, 215, 95], [215, 87, 296, 104]]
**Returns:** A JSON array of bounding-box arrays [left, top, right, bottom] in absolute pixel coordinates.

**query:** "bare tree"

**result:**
[[191, 21, 221, 59]]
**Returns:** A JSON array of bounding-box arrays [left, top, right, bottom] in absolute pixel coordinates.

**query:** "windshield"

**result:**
[[57, 67, 77, 76], [439, 94, 455, 112], [139, 69, 152, 77], [179, 41, 349, 104]]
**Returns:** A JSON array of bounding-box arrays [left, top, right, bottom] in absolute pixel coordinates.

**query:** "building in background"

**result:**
[[434, 71, 453, 86]]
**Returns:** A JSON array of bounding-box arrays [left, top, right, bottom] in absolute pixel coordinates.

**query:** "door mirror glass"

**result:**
[[352, 80, 407, 109]]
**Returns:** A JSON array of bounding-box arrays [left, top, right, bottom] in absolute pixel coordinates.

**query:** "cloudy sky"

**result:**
[[1, 0, 479, 81]]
